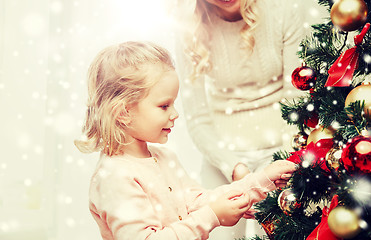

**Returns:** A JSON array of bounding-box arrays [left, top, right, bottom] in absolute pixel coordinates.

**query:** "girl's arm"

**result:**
[[165, 146, 275, 211], [90, 172, 220, 240], [182, 170, 276, 214], [174, 152, 295, 213]]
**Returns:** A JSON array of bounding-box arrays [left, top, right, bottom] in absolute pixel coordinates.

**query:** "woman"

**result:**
[[174, 0, 305, 239]]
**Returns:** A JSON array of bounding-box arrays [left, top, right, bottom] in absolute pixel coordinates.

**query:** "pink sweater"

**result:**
[[89, 145, 276, 240]]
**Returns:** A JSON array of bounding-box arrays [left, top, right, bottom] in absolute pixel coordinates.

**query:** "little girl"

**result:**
[[75, 41, 297, 240]]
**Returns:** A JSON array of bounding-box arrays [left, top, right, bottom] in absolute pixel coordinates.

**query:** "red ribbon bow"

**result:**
[[325, 23, 370, 87], [306, 195, 341, 240], [287, 138, 334, 173]]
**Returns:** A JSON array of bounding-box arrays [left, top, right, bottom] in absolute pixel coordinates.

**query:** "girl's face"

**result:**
[[125, 68, 179, 145], [202, 0, 242, 21]]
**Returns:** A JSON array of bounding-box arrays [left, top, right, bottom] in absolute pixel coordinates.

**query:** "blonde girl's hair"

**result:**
[[75, 41, 175, 156], [178, 0, 259, 81]]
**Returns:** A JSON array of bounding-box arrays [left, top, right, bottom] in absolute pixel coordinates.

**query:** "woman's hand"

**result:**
[[232, 162, 250, 181]]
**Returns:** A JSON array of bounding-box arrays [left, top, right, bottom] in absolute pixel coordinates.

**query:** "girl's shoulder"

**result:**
[[93, 153, 136, 179], [148, 144, 178, 161]]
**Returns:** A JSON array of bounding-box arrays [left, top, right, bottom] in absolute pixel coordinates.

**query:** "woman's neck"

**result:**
[[216, 9, 242, 22], [219, 12, 242, 22]]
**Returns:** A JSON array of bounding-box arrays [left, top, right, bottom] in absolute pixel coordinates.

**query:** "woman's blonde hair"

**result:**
[[75, 41, 174, 156], [177, 0, 259, 81]]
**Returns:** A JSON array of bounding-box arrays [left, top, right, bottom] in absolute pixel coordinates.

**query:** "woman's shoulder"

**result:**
[[259, 0, 301, 14], [262, 0, 298, 6], [259, 0, 303, 27]]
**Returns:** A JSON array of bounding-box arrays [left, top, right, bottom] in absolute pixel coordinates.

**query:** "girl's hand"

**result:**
[[264, 160, 297, 184], [232, 162, 250, 181], [242, 208, 257, 219], [209, 190, 252, 226]]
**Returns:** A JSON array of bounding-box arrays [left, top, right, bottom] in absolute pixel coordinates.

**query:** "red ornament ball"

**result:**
[[341, 135, 371, 174], [304, 112, 319, 128], [291, 66, 317, 90]]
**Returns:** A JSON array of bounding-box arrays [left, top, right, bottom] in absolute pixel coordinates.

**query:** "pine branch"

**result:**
[[315, 86, 351, 129], [272, 150, 292, 161], [336, 101, 370, 140], [290, 164, 334, 206], [280, 96, 312, 132], [298, 23, 343, 72]]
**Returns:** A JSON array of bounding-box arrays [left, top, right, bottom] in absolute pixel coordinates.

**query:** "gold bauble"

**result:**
[[291, 132, 308, 151], [277, 189, 299, 215], [307, 126, 336, 144], [345, 83, 371, 120], [325, 148, 342, 171], [330, 0, 368, 31], [328, 206, 361, 238]]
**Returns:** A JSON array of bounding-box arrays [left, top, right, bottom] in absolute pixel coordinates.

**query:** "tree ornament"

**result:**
[[307, 126, 336, 144], [325, 23, 370, 87], [261, 219, 278, 239], [341, 135, 371, 174], [345, 82, 371, 120], [304, 112, 319, 128], [291, 65, 317, 90], [328, 206, 361, 238], [277, 189, 301, 215], [287, 139, 334, 173], [325, 147, 343, 171], [291, 132, 308, 151], [307, 195, 342, 240], [330, 0, 368, 32]]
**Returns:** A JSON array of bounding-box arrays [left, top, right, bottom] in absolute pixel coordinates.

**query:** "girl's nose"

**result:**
[[170, 108, 179, 121]]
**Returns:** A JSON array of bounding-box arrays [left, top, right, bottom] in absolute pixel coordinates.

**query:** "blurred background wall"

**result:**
[[0, 0, 327, 239]]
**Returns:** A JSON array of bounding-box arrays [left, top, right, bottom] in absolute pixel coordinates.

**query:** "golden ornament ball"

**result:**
[[330, 0, 368, 31], [345, 83, 371, 120], [277, 189, 299, 215], [325, 147, 342, 171], [307, 126, 336, 144], [328, 206, 361, 238], [291, 132, 308, 151]]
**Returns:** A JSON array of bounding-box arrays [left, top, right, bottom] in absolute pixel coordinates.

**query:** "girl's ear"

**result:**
[[117, 105, 131, 125]]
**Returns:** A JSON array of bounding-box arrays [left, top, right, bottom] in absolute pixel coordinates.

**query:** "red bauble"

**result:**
[[341, 135, 371, 174], [291, 66, 317, 90], [304, 112, 319, 128]]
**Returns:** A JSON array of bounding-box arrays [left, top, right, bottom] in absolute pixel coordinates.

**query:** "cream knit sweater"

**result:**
[[175, 0, 304, 182]]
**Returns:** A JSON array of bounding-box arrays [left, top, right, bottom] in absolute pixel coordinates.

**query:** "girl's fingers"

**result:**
[[276, 183, 287, 188], [242, 212, 256, 219], [230, 194, 251, 210], [275, 179, 288, 188], [281, 173, 292, 180], [227, 190, 244, 200]]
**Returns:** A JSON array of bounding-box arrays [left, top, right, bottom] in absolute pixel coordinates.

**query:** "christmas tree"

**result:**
[[247, 0, 371, 239]]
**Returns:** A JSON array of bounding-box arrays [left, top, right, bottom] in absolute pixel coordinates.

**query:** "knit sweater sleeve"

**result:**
[[174, 42, 242, 182], [89, 160, 219, 240], [281, 0, 306, 100]]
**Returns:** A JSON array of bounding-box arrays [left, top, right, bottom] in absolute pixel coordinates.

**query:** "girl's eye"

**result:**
[[160, 105, 169, 110]]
